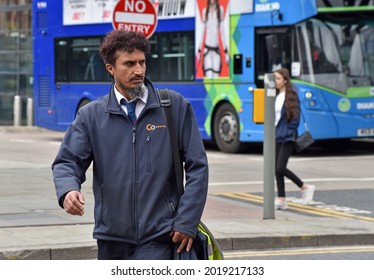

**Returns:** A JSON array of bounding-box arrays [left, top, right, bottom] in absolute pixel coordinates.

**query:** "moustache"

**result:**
[[131, 76, 144, 81]]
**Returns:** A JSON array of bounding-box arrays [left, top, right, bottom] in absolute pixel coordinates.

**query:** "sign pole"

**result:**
[[263, 73, 276, 219]]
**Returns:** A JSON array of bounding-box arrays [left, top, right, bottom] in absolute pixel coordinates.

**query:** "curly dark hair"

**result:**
[[273, 68, 300, 122], [99, 30, 151, 66]]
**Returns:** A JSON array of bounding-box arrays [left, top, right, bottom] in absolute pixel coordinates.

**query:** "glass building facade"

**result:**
[[0, 0, 32, 125]]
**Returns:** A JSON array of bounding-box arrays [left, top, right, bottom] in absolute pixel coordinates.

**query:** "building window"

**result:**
[[0, 0, 32, 125]]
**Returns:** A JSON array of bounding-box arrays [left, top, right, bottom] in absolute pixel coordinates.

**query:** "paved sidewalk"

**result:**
[[1, 195, 374, 260], [1, 126, 373, 260]]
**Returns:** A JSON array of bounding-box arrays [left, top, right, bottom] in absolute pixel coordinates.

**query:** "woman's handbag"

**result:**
[[295, 110, 314, 152], [158, 89, 224, 260], [295, 130, 314, 152]]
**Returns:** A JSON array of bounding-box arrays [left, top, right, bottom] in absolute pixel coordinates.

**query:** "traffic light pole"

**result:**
[[263, 73, 276, 219]]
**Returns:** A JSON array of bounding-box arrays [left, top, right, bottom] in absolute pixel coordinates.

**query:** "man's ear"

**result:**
[[106, 63, 114, 75]]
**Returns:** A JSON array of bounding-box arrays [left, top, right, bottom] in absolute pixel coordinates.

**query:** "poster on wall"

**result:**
[[63, 0, 196, 26], [63, 0, 118, 25], [155, 0, 195, 19], [195, 0, 230, 79], [63, 0, 250, 26]]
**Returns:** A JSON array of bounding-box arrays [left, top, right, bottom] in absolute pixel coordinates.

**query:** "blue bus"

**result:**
[[32, 0, 374, 153]]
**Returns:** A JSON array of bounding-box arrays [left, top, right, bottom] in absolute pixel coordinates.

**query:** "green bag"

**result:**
[[198, 221, 224, 260], [173, 221, 224, 260]]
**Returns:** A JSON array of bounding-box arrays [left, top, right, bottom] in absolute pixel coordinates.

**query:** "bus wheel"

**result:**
[[76, 99, 91, 114], [213, 103, 243, 153]]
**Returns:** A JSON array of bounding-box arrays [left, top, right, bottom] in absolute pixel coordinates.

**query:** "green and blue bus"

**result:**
[[32, 0, 374, 153]]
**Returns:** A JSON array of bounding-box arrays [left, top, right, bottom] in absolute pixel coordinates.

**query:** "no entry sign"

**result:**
[[112, 0, 158, 39]]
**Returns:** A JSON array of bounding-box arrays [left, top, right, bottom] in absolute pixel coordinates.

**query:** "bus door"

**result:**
[[254, 27, 291, 88], [54, 37, 71, 126]]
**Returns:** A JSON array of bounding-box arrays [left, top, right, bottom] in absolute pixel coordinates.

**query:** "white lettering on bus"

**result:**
[[37, 1, 47, 9], [357, 102, 374, 110], [255, 2, 280, 12]]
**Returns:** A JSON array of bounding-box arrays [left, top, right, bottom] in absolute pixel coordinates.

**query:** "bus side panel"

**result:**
[[154, 82, 210, 139], [231, 14, 261, 142], [55, 83, 111, 128], [33, 1, 58, 130], [296, 83, 374, 139], [295, 83, 338, 139], [330, 92, 374, 138]]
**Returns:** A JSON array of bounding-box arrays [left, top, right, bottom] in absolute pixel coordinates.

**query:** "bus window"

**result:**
[[84, 52, 104, 81], [71, 48, 90, 81], [348, 25, 374, 86], [55, 40, 68, 82], [55, 37, 108, 83], [255, 27, 291, 88], [296, 19, 348, 93], [147, 31, 194, 82], [362, 26, 374, 85], [306, 20, 341, 74], [296, 17, 374, 93], [71, 38, 104, 82]]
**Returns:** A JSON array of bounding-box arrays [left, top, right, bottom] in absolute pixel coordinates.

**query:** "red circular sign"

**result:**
[[112, 0, 158, 39]]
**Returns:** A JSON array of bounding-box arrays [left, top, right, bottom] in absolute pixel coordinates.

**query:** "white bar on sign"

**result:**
[[115, 12, 154, 25]]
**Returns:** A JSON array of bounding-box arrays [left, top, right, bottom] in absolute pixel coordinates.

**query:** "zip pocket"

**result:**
[[168, 200, 176, 215], [146, 135, 151, 172]]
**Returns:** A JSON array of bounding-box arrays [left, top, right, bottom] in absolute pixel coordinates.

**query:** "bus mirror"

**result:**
[[253, 88, 265, 124], [265, 35, 280, 65], [234, 54, 243, 74], [291, 62, 301, 77]]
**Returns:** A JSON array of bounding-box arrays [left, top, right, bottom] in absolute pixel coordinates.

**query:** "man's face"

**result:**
[[106, 49, 146, 99]]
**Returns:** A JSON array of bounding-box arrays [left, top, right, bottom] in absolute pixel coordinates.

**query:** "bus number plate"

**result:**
[[357, 128, 374, 136]]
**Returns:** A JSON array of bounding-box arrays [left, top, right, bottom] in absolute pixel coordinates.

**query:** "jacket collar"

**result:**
[[105, 77, 159, 114]]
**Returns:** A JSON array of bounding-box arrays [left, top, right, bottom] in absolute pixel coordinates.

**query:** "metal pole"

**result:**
[[263, 73, 276, 219], [27, 98, 34, 126], [13, 95, 22, 126]]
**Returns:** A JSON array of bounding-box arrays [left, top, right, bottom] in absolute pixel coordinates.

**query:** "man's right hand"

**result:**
[[63, 191, 85, 216]]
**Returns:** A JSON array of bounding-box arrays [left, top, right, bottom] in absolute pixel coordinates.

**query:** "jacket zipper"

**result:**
[[132, 126, 138, 243], [146, 135, 151, 172], [132, 127, 136, 144]]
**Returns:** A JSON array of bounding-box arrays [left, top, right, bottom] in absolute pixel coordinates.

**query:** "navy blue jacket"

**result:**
[[275, 105, 300, 142], [52, 78, 209, 244]]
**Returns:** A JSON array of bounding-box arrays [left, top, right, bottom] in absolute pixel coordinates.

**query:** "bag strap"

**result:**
[[300, 107, 309, 131], [159, 90, 224, 259], [157, 89, 184, 199]]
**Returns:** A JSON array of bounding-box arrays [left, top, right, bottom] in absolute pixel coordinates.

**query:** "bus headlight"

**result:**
[[305, 91, 313, 99]]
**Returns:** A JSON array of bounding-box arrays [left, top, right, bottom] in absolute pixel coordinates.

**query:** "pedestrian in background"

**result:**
[[51, 30, 209, 259], [274, 68, 315, 210]]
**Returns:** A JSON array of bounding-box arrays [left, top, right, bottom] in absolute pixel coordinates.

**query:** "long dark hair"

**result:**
[[273, 68, 300, 122], [205, 0, 221, 23]]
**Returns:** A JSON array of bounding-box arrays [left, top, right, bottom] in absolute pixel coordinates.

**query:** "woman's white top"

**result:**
[[275, 91, 285, 126]]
